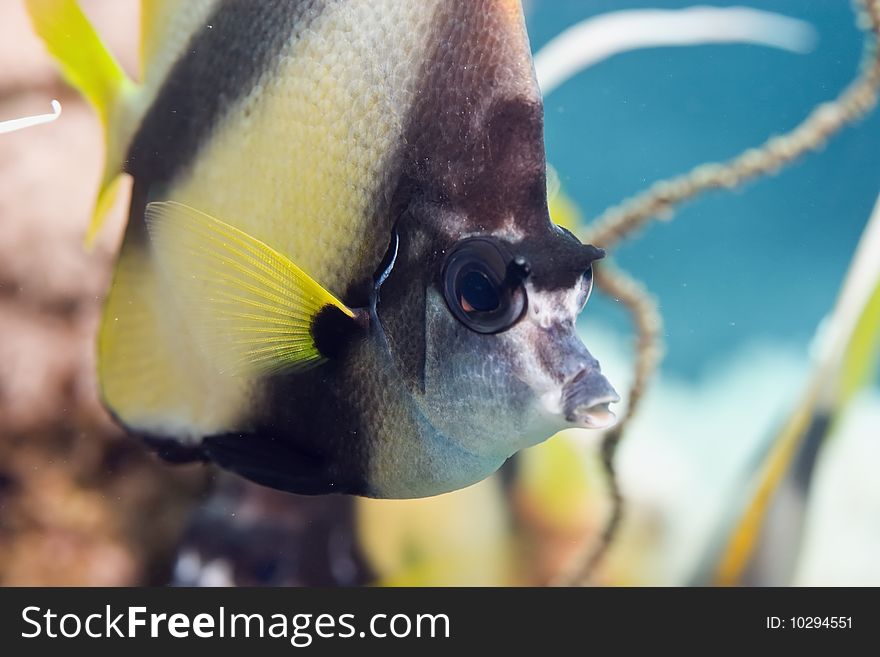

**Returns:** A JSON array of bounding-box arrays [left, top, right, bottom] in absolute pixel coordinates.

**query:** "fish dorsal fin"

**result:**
[[25, 0, 130, 125], [144, 201, 356, 376], [25, 0, 137, 246]]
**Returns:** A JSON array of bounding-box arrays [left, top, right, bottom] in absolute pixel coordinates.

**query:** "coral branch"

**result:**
[[553, 262, 664, 586], [583, 0, 880, 250], [595, 263, 665, 430]]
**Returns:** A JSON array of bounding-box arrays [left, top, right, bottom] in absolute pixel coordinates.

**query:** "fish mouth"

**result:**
[[562, 369, 621, 430], [566, 395, 620, 429]]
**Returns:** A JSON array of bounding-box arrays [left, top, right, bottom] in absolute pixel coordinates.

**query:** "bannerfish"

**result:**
[[27, 0, 619, 498]]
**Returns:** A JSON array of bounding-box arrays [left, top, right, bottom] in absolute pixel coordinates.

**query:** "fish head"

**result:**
[[431, 220, 618, 452], [372, 4, 618, 468], [377, 203, 618, 465]]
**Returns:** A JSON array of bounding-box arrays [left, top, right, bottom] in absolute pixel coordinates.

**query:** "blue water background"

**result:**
[[527, 0, 880, 379]]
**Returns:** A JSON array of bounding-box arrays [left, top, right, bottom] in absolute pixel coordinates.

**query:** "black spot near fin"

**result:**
[[311, 305, 365, 359]]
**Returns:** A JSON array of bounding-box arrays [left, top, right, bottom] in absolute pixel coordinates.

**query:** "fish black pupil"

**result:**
[[459, 270, 500, 313], [312, 305, 361, 359], [441, 237, 529, 334]]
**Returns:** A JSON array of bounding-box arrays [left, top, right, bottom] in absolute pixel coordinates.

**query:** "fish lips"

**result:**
[[561, 367, 621, 429]]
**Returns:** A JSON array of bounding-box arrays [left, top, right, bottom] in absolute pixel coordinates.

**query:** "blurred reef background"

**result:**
[[1, 0, 878, 586]]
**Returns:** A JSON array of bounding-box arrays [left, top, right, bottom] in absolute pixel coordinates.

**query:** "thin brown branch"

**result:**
[[552, 262, 664, 586], [594, 263, 665, 430], [582, 0, 880, 251]]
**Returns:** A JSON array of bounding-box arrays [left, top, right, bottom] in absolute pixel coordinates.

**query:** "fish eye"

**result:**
[[442, 237, 528, 334]]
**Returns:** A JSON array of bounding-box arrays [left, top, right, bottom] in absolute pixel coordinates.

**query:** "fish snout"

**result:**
[[561, 366, 620, 429]]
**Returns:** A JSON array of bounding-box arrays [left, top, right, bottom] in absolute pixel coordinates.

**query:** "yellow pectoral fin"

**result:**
[[144, 201, 355, 376]]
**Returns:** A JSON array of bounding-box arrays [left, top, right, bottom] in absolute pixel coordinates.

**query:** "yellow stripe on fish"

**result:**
[[171, 0, 447, 298]]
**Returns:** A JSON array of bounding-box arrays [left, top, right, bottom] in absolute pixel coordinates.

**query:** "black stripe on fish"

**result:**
[[215, 348, 377, 496], [202, 428, 367, 496], [126, 0, 326, 190], [311, 305, 365, 360], [397, 0, 548, 236], [390, 2, 603, 292], [213, 311, 377, 497], [514, 229, 605, 291], [370, 1, 553, 400]]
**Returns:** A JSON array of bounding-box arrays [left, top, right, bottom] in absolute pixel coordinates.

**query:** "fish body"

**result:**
[[28, 0, 618, 498]]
